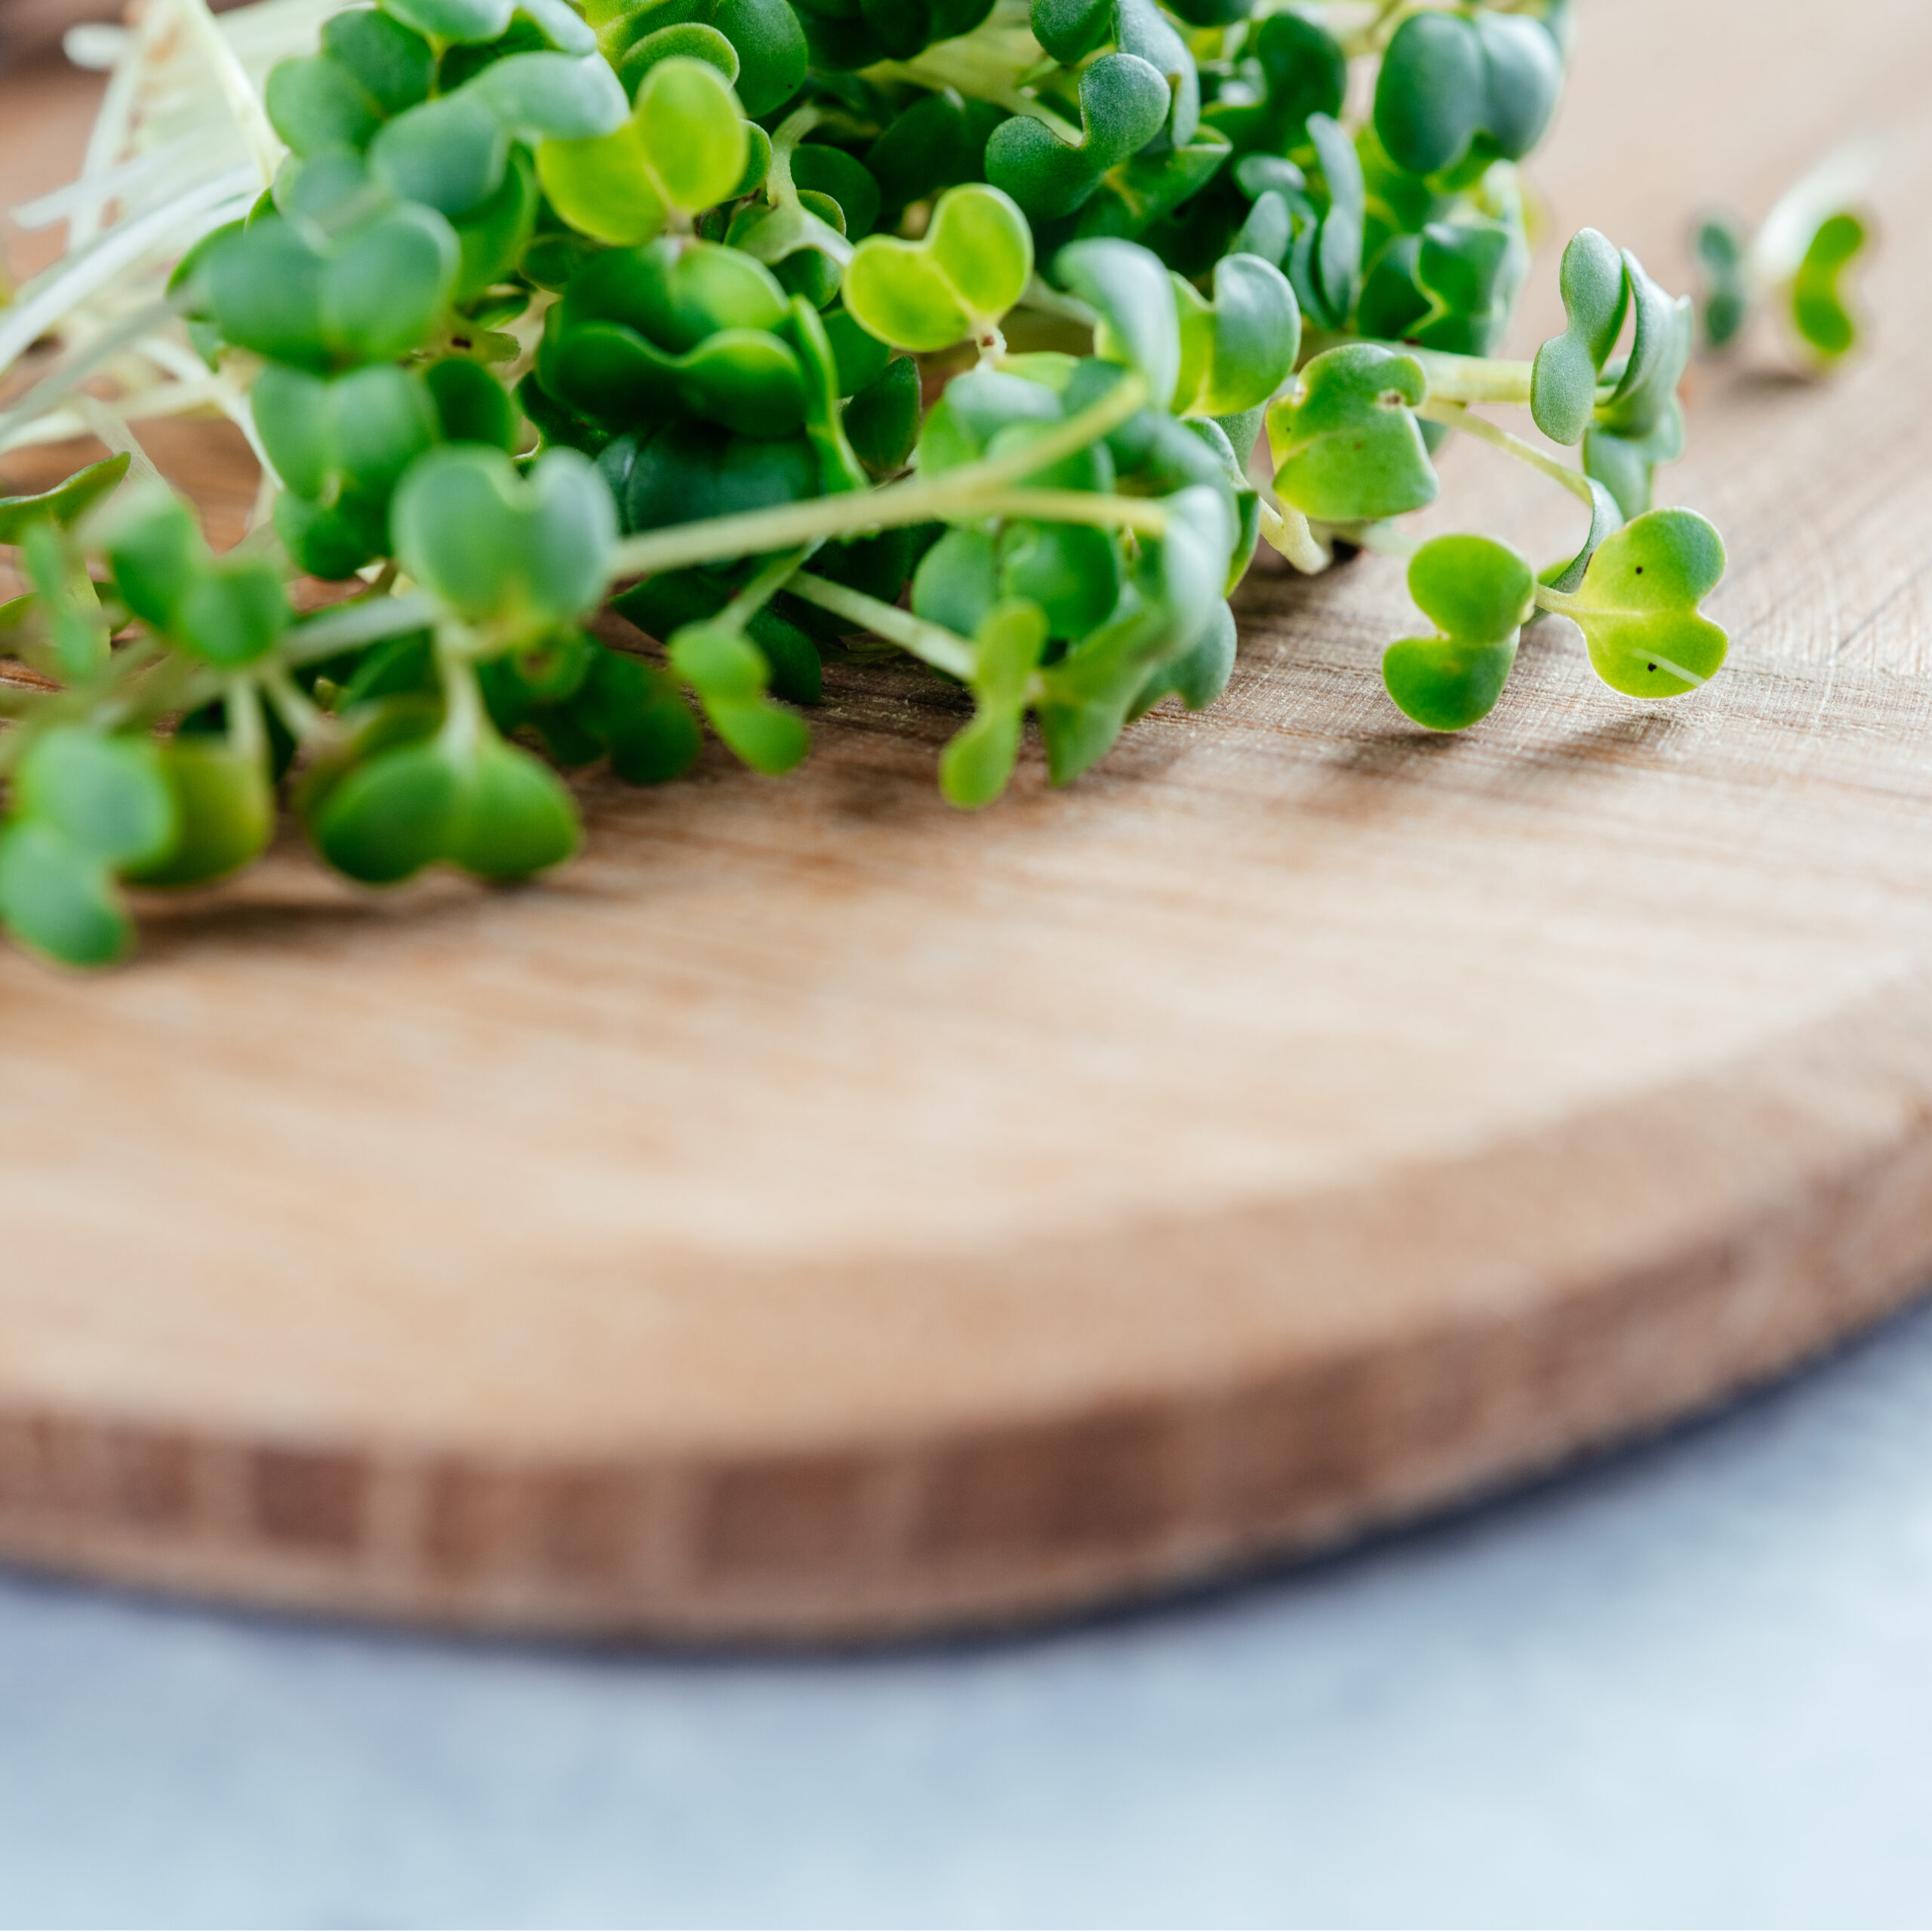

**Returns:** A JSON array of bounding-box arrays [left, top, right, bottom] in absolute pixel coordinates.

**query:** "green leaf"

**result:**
[[1382, 533, 1533, 731], [467, 51, 629, 143], [843, 355, 921, 475], [1564, 506, 1727, 699], [125, 739, 275, 888], [251, 360, 438, 503], [669, 619, 808, 772], [1373, 8, 1562, 177], [266, 54, 383, 158], [103, 489, 201, 631], [1583, 398, 1683, 521], [1692, 214, 1749, 352], [0, 452, 130, 542], [940, 596, 1048, 809], [1303, 112, 1363, 331], [1792, 211, 1867, 363], [309, 737, 461, 883], [1170, 252, 1300, 417], [369, 88, 510, 217], [176, 558, 291, 669], [1592, 251, 1691, 442], [204, 205, 460, 371], [426, 357, 521, 451], [1531, 227, 1627, 444], [984, 51, 1170, 221], [841, 183, 1033, 352], [20, 521, 109, 680], [1266, 343, 1438, 524], [383, 0, 513, 42], [1203, 11, 1344, 157], [538, 55, 748, 243], [392, 445, 616, 631], [1055, 237, 1180, 410], [1540, 475, 1623, 595], [445, 737, 582, 877], [321, 9, 435, 116], [0, 820, 131, 968], [14, 727, 177, 867]]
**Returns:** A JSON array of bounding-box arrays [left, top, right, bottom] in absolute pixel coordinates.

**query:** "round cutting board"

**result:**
[[5, 0, 1932, 1641]]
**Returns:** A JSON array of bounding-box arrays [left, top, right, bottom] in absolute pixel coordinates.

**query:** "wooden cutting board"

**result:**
[[3, 0, 1931, 1642]]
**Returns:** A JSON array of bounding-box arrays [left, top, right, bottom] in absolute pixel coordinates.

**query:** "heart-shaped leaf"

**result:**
[[841, 183, 1033, 352], [541, 312, 807, 437], [1530, 227, 1627, 444], [538, 56, 748, 244], [1203, 10, 1344, 155], [205, 206, 459, 372], [1266, 343, 1438, 523], [1564, 506, 1727, 698], [984, 52, 1170, 221], [1382, 533, 1533, 731], [251, 361, 438, 503], [392, 445, 615, 631], [1373, 8, 1563, 177]]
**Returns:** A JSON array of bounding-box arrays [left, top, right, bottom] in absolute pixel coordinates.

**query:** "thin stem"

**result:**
[[721, 546, 811, 627], [1259, 499, 1331, 574], [608, 373, 1149, 582], [980, 490, 1171, 537], [257, 659, 334, 746], [281, 591, 438, 664], [1407, 349, 1535, 406], [175, 0, 281, 189], [786, 572, 977, 681], [1420, 398, 1596, 506], [223, 674, 267, 761]]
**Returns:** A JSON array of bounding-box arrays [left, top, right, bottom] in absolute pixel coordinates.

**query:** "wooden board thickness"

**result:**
[[4, 0, 1932, 1641]]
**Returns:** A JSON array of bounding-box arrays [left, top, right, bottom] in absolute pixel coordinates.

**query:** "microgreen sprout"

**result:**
[[0, 0, 1804, 964]]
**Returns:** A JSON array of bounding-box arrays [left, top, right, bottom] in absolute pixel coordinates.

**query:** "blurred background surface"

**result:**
[[2, 1293, 1931, 1929]]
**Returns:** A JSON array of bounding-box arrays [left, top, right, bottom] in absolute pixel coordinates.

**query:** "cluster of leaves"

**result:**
[[0, 0, 1756, 967]]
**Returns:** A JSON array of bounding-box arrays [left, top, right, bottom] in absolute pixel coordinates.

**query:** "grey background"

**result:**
[[4, 1298, 1932, 1930]]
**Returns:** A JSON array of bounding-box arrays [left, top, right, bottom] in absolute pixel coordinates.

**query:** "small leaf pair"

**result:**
[[106, 491, 291, 670], [1383, 509, 1728, 731], [305, 707, 582, 884], [1373, 7, 1564, 179], [538, 56, 749, 245], [205, 203, 460, 374], [392, 445, 615, 636], [842, 184, 1034, 352]]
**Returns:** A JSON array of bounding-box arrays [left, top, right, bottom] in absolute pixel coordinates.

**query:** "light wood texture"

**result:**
[[3, 1, 1932, 1641]]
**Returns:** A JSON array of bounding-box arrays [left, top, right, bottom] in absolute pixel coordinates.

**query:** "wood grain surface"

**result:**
[[2, 0, 1930, 1641]]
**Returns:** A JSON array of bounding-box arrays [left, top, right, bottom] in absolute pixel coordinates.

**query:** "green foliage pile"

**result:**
[[0, 0, 1808, 964]]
